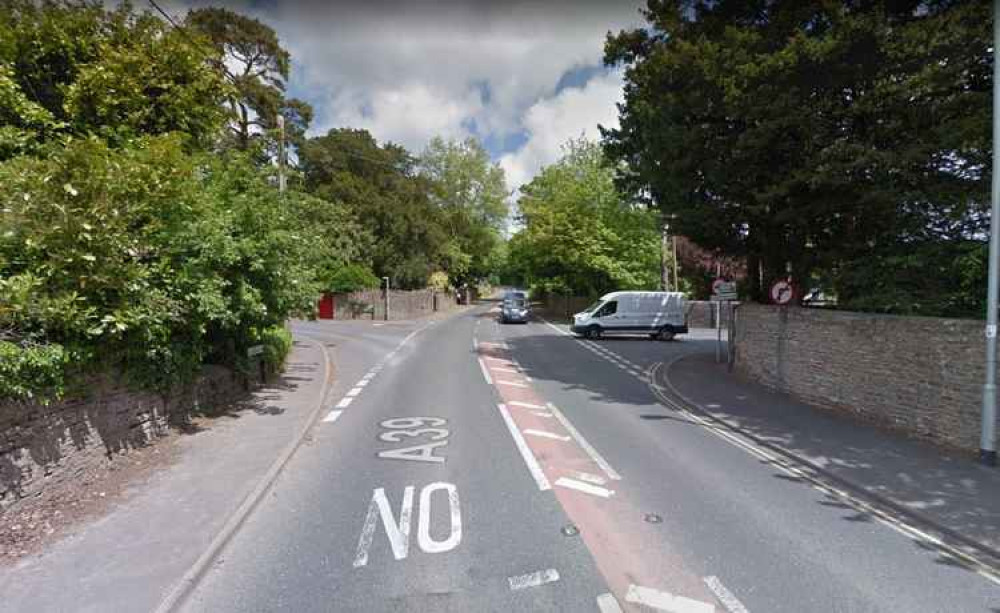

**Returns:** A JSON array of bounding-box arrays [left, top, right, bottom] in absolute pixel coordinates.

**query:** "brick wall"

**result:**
[[0, 366, 244, 509], [733, 304, 998, 452]]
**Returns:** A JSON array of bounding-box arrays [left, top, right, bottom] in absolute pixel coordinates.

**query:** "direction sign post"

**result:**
[[770, 280, 794, 306]]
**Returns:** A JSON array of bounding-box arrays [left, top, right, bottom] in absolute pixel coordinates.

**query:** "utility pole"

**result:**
[[672, 232, 679, 293], [276, 115, 286, 194], [980, 0, 1000, 466]]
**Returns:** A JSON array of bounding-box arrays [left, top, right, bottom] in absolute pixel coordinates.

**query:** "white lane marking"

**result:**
[[353, 486, 414, 567], [485, 356, 513, 363], [523, 429, 571, 442], [356, 379, 370, 388], [554, 477, 614, 498], [541, 318, 571, 336], [507, 568, 560, 591], [479, 341, 508, 348], [497, 404, 551, 490], [597, 593, 624, 613], [509, 400, 546, 410], [417, 482, 462, 554], [704, 576, 749, 613], [615, 364, 627, 370], [575, 471, 607, 485], [346, 387, 364, 397], [322, 410, 343, 423], [495, 379, 529, 388], [335, 397, 354, 409], [547, 403, 622, 481], [477, 357, 493, 385], [491, 366, 521, 374], [472, 337, 478, 350], [530, 411, 554, 418], [625, 584, 715, 613]]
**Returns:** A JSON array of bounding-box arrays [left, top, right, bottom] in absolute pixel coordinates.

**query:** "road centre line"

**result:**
[[356, 379, 369, 387], [509, 400, 547, 410], [335, 397, 353, 409], [507, 568, 560, 591], [704, 576, 750, 613], [625, 584, 714, 613], [496, 404, 551, 490], [322, 410, 343, 424], [547, 403, 622, 481], [346, 387, 363, 397], [554, 477, 614, 498], [477, 358, 494, 385], [596, 593, 625, 613], [531, 411, 554, 418], [575, 472, 607, 486], [472, 337, 478, 350], [523, 429, 571, 442]]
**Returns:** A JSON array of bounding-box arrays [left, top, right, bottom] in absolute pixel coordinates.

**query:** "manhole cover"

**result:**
[[561, 524, 580, 537], [643, 513, 663, 524]]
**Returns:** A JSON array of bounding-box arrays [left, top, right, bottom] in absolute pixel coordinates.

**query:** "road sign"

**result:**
[[247, 345, 265, 357], [712, 278, 736, 295], [770, 280, 794, 305], [711, 293, 738, 302]]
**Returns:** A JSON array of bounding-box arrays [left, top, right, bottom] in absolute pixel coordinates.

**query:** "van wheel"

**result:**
[[586, 326, 602, 340], [656, 327, 675, 341]]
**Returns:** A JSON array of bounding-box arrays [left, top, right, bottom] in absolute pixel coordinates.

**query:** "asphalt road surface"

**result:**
[[176, 303, 1000, 612]]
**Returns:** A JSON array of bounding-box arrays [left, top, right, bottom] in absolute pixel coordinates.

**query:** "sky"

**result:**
[[158, 0, 646, 193]]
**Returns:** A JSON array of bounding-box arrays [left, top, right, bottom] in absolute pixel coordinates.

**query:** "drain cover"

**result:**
[[643, 513, 663, 524], [561, 524, 580, 537]]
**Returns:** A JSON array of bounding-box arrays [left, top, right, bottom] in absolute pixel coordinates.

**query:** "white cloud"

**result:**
[[499, 70, 624, 192], [157, 0, 640, 182]]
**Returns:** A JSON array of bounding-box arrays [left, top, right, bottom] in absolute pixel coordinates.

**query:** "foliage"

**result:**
[[418, 137, 508, 284], [326, 264, 379, 293], [508, 139, 661, 296], [0, 341, 68, 402], [603, 1, 990, 312], [0, 135, 321, 391], [0, 0, 230, 153], [258, 325, 293, 373], [186, 7, 313, 153], [427, 271, 450, 291], [300, 128, 452, 289]]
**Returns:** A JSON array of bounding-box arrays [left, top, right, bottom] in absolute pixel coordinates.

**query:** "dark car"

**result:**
[[499, 298, 530, 323]]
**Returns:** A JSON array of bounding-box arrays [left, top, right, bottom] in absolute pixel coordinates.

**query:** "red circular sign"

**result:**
[[770, 280, 794, 305], [712, 278, 726, 293]]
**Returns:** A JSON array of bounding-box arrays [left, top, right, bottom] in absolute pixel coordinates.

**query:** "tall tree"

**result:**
[[509, 139, 661, 295], [186, 7, 312, 153], [603, 0, 990, 311], [300, 129, 451, 289], [418, 137, 509, 284]]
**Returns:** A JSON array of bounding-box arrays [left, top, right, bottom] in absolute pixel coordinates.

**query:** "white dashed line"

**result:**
[[597, 593, 624, 613], [472, 337, 478, 350], [507, 568, 560, 591], [530, 411, 554, 418], [554, 477, 614, 498], [335, 397, 353, 409], [356, 379, 369, 388], [575, 472, 607, 485], [322, 410, 343, 423], [624, 584, 714, 613], [508, 400, 547, 410], [346, 387, 363, 397], [523, 429, 571, 442], [477, 358, 493, 385], [495, 379, 529, 388], [704, 576, 750, 613], [496, 404, 551, 491]]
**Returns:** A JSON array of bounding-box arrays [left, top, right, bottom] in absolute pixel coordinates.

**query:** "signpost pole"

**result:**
[[980, 0, 1000, 467]]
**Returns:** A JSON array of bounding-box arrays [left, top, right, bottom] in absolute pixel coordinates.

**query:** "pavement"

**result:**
[[3, 303, 1000, 612]]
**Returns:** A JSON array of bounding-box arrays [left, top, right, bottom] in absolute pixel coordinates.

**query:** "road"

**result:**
[[175, 302, 1000, 612]]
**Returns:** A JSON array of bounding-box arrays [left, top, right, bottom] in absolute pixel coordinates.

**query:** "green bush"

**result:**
[[0, 341, 68, 402], [260, 325, 293, 371], [326, 264, 379, 293]]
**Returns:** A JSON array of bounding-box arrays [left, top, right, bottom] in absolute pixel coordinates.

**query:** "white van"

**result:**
[[570, 291, 688, 340]]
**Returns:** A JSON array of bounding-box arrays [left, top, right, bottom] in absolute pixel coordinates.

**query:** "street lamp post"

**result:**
[[981, 0, 1000, 466]]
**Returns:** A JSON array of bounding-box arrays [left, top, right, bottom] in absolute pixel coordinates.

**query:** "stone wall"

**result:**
[[0, 366, 244, 510], [324, 289, 459, 321], [733, 304, 997, 452]]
